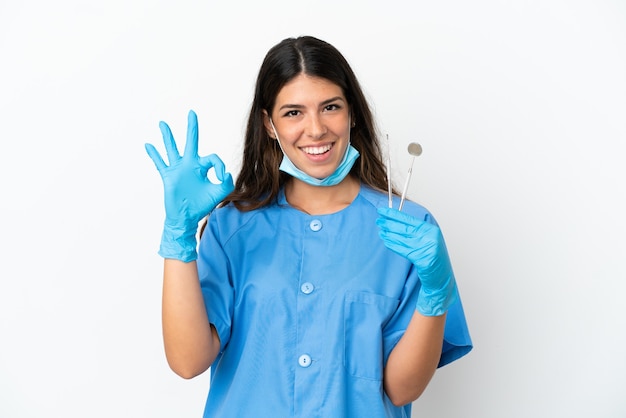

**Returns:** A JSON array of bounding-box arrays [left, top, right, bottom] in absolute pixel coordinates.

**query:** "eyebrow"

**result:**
[[278, 96, 346, 111]]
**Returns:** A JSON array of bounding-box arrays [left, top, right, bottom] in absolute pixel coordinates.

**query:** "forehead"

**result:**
[[275, 74, 345, 105]]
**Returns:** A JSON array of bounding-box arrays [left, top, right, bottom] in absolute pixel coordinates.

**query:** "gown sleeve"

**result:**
[[439, 292, 472, 367], [197, 209, 235, 353]]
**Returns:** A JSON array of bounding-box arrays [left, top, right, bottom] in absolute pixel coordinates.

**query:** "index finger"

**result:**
[[377, 207, 422, 225], [199, 154, 228, 180]]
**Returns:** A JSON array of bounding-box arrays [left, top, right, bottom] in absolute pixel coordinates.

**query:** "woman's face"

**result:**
[[265, 74, 351, 180]]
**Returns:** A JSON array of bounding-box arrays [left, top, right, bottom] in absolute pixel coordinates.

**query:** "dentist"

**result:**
[[146, 36, 472, 418]]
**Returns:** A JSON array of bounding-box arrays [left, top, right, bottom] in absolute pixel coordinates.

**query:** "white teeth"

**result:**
[[302, 144, 332, 155]]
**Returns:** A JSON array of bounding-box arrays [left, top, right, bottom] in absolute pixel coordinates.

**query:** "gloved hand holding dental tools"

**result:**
[[376, 207, 458, 316], [145, 110, 235, 262]]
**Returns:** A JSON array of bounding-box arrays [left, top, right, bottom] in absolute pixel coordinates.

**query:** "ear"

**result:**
[[262, 110, 275, 139]]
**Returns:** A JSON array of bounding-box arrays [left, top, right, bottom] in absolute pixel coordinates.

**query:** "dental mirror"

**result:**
[[398, 142, 422, 211]]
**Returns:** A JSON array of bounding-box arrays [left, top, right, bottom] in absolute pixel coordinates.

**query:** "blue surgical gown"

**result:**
[[197, 185, 472, 417]]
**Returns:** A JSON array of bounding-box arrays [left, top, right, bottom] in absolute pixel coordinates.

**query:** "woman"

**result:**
[[145, 35, 472, 418]]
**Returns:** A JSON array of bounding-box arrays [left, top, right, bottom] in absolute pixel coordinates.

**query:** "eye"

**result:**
[[324, 103, 341, 112], [282, 110, 301, 117]]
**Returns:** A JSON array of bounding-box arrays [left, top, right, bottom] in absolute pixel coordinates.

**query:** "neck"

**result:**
[[284, 175, 360, 215]]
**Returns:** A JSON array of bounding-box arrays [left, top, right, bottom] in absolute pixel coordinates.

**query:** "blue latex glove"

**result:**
[[145, 110, 234, 262], [376, 207, 458, 316]]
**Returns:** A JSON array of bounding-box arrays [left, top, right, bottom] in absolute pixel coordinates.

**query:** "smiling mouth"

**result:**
[[301, 143, 333, 155]]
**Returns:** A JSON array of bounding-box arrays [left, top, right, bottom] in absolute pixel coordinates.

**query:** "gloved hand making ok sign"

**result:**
[[145, 110, 235, 262], [376, 207, 458, 316]]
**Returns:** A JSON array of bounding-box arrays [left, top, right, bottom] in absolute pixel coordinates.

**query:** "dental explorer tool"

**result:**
[[398, 142, 422, 211], [386, 134, 392, 208]]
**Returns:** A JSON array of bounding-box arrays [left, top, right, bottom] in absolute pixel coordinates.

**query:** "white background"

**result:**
[[1, 1, 625, 417]]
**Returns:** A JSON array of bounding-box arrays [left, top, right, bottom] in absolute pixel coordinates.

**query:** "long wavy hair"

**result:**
[[222, 36, 392, 211]]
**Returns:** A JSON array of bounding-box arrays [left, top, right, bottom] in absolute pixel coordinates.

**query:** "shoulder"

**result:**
[[207, 202, 275, 242]]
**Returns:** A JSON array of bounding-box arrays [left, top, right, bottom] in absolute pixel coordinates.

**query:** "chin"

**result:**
[[310, 170, 335, 180]]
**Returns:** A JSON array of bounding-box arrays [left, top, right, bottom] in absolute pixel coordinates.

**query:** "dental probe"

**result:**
[[386, 134, 392, 208]]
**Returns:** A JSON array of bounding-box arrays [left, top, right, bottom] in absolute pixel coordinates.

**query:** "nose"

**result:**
[[305, 114, 327, 139]]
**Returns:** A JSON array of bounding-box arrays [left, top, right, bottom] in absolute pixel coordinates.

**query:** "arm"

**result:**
[[162, 259, 221, 378], [377, 207, 459, 405], [145, 110, 234, 378], [383, 311, 446, 406]]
